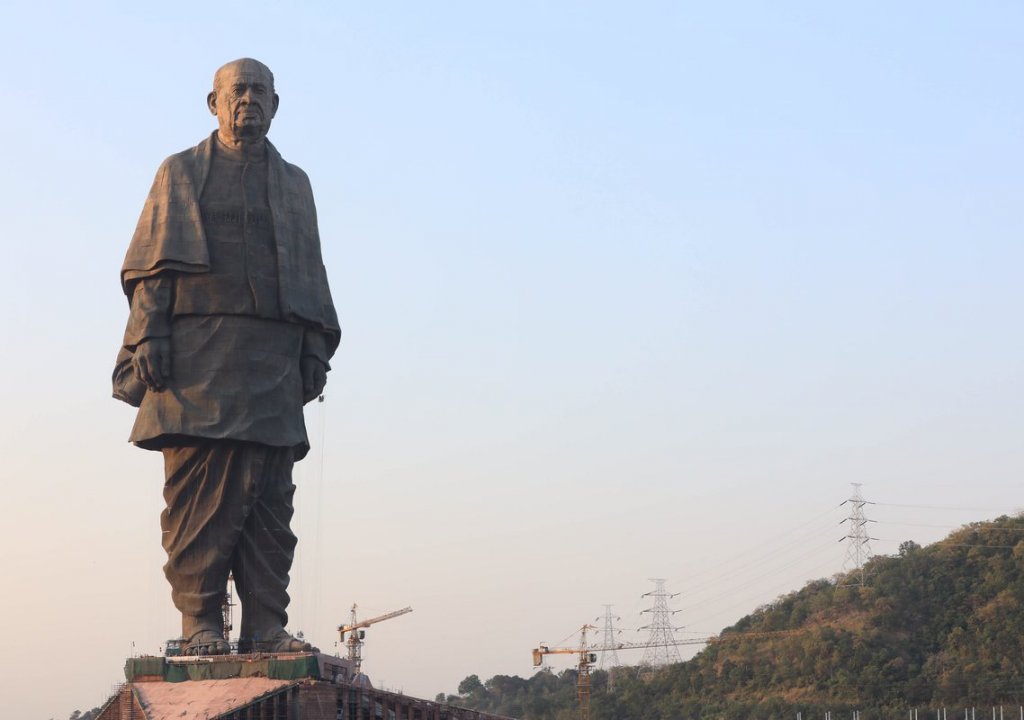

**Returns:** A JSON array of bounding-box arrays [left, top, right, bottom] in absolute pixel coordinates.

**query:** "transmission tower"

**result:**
[[596, 605, 621, 669], [840, 483, 875, 586], [638, 579, 682, 666], [596, 605, 621, 693]]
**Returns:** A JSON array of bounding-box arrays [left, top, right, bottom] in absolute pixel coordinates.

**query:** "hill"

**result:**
[[447, 514, 1024, 719]]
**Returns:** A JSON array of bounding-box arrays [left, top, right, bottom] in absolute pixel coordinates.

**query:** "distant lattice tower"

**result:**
[[596, 605, 621, 669], [840, 483, 875, 586], [638, 579, 682, 665]]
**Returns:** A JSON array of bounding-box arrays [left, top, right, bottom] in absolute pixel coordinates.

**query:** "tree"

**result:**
[[458, 674, 484, 696]]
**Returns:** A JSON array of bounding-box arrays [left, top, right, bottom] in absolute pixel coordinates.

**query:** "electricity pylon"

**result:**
[[840, 483, 875, 586], [596, 605, 621, 669], [638, 579, 682, 665], [596, 605, 621, 692]]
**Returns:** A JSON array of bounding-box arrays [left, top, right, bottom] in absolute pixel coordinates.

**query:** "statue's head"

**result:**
[[208, 58, 279, 146]]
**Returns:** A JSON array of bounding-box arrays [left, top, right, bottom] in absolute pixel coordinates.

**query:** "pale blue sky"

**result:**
[[1, 2, 1022, 718]]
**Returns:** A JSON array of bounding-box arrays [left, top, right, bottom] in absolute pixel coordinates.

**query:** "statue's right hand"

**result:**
[[133, 337, 171, 391]]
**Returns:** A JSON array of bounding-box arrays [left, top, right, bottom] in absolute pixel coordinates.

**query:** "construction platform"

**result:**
[[96, 652, 514, 720]]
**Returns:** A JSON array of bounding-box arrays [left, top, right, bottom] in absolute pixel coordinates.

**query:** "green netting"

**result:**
[[268, 655, 320, 680], [186, 661, 244, 680], [165, 664, 190, 682], [127, 654, 320, 683], [124, 657, 167, 680]]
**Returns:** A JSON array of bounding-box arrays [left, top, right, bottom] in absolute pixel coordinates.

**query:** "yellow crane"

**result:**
[[533, 626, 695, 720], [533, 625, 801, 720], [338, 604, 413, 677], [533, 625, 599, 720]]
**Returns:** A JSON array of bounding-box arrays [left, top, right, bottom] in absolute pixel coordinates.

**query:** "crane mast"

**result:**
[[533, 625, 598, 720]]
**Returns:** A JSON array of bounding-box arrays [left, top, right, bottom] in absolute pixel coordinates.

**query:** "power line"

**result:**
[[877, 522, 1024, 532], [679, 536, 838, 615], [873, 502, 1013, 513], [591, 491, 1018, 666], [674, 503, 845, 590], [685, 556, 841, 629]]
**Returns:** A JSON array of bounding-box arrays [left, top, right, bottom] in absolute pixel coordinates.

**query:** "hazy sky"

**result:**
[[1, 2, 1022, 718]]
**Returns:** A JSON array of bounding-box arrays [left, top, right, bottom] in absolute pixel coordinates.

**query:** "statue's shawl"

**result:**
[[121, 132, 340, 350]]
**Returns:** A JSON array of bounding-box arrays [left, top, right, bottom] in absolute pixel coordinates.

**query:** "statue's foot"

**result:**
[[238, 627, 318, 654], [182, 629, 230, 656]]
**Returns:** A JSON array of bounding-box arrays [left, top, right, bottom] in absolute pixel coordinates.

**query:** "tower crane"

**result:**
[[337, 604, 412, 677], [533, 626, 693, 720], [533, 625, 599, 720], [533, 625, 801, 720]]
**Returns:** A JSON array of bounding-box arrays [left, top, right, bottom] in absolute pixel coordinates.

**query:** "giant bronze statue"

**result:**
[[113, 59, 340, 656]]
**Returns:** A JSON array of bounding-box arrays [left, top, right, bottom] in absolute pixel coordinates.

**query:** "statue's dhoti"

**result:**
[[160, 439, 296, 643]]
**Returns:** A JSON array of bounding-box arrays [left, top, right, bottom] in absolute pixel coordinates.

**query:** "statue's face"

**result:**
[[208, 61, 279, 145]]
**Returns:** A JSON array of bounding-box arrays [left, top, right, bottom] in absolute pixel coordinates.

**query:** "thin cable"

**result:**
[[873, 502, 1012, 513], [550, 626, 585, 647], [875, 522, 1024, 534], [311, 397, 328, 641], [686, 556, 841, 629], [679, 537, 838, 615], [680, 530, 840, 607], [677, 504, 845, 591]]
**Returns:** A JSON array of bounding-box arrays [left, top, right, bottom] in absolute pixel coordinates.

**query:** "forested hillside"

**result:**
[[447, 515, 1024, 720]]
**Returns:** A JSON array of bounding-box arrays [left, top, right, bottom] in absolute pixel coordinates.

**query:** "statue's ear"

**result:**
[[271, 92, 280, 118], [207, 91, 218, 116]]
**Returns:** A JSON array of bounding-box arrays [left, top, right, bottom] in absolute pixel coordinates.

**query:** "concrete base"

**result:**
[[96, 652, 515, 720]]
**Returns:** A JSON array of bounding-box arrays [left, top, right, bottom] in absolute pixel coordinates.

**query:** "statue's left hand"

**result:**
[[133, 336, 171, 391], [301, 356, 328, 403]]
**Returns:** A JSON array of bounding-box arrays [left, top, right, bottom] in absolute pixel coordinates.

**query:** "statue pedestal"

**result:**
[[93, 652, 515, 720], [96, 652, 347, 720]]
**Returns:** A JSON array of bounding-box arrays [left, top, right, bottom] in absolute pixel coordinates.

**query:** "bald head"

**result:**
[[213, 58, 275, 94], [207, 58, 279, 148]]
